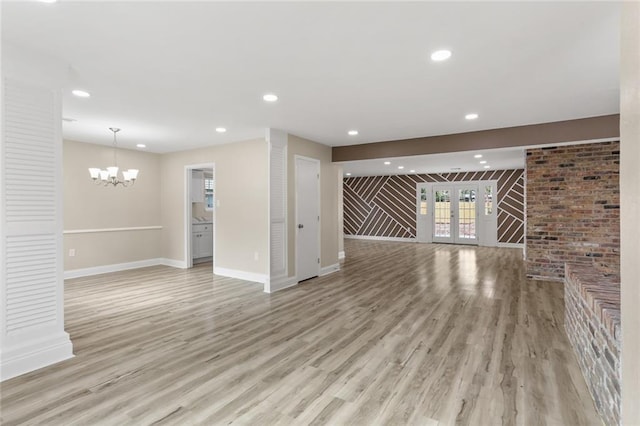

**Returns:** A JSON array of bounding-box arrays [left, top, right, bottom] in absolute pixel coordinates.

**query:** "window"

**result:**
[[205, 175, 214, 211], [484, 185, 493, 215], [420, 188, 427, 215]]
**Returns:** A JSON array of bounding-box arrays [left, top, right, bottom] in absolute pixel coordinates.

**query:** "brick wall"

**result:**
[[564, 264, 621, 426], [526, 141, 620, 280]]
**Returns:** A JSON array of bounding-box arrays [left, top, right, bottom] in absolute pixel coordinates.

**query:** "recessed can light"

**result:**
[[39, 0, 58, 3], [348, 130, 359, 136], [346, 173, 352, 176], [479, 160, 487, 164], [465, 113, 479, 120], [263, 93, 278, 102], [136, 144, 146, 148], [398, 166, 404, 170], [216, 127, 227, 133], [72, 89, 90, 98], [62, 117, 77, 122], [410, 169, 416, 173], [474, 154, 482, 158], [430, 49, 452, 62], [484, 165, 491, 169], [384, 161, 391, 165]]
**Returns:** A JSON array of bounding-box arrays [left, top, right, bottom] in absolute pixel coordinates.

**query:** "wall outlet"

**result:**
[[69, 249, 76, 257], [254, 251, 259, 261], [216, 199, 221, 207]]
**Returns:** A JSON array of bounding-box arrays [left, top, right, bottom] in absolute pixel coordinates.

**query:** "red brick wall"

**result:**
[[526, 141, 620, 280]]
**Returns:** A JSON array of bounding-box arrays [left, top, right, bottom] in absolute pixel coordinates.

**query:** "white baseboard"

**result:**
[[320, 263, 340, 276], [159, 258, 188, 269], [214, 267, 268, 284], [265, 276, 298, 293], [344, 235, 416, 243], [64, 258, 189, 279], [338, 251, 345, 260], [497, 242, 525, 249], [1, 332, 74, 382]]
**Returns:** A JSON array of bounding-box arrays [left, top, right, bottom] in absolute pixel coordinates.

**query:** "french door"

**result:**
[[432, 184, 478, 244], [417, 181, 497, 246]]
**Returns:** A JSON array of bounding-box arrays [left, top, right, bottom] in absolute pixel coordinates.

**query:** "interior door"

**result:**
[[296, 157, 320, 282]]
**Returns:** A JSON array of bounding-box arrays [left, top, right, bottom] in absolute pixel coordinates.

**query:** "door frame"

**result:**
[[416, 180, 498, 246], [184, 163, 215, 269], [294, 155, 321, 281]]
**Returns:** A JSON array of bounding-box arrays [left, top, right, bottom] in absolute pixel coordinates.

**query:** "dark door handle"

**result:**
[[298, 224, 304, 229]]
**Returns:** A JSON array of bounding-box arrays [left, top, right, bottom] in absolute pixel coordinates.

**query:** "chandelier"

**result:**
[[88, 127, 139, 187]]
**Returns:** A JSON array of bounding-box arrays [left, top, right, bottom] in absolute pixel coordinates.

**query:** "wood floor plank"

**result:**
[[0, 240, 602, 425]]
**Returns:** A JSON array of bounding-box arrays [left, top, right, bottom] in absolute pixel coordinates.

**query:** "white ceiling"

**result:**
[[2, 1, 620, 163]]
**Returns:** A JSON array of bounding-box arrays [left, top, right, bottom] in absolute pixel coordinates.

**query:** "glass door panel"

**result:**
[[433, 188, 453, 243], [457, 188, 477, 242]]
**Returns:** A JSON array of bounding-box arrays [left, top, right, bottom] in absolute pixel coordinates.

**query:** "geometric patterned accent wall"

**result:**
[[344, 169, 524, 244]]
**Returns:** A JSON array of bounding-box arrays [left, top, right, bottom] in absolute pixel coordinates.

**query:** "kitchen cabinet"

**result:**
[[192, 223, 213, 259]]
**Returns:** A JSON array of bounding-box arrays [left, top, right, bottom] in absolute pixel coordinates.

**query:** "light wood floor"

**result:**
[[0, 240, 600, 425]]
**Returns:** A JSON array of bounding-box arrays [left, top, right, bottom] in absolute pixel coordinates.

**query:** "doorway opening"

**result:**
[[185, 164, 215, 269]]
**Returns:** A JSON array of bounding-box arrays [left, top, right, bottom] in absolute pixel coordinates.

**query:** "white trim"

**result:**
[[345, 235, 416, 243], [319, 263, 340, 276], [214, 266, 268, 284], [265, 275, 298, 293], [63, 226, 162, 234], [64, 258, 187, 279], [159, 258, 189, 269], [0, 331, 74, 382], [338, 250, 345, 260], [497, 242, 525, 249]]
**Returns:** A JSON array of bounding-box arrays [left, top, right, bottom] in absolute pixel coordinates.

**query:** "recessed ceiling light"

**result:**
[[39, 0, 57, 3], [62, 117, 77, 122], [474, 154, 482, 158], [263, 93, 278, 102], [465, 113, 479, 120], [479, 160, 487, 164], [346, 173, 352, 176], [384, 161, 391, 165], [451, 167, 462, 171], [484, 165, 491, 169], [72, 89, 90, 98], [136, 144, 146, 148], [410, 169, 416, 173], [348, 130, 359, 136], [398, 166, 404, 170], [430, 49, 452, 62], [215, 127, 227, 133]]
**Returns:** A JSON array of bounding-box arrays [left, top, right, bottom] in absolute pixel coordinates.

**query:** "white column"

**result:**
[[620, 2, 640, 424], [1, 42, 73, 381], [265, 128, 292, 292]]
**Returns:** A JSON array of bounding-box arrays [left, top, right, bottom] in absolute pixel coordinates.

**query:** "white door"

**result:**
[[433, 185, 454, 243], [296, 156, 320, 282], [431, 183, 479, 245], [453, 185, 479, 245]]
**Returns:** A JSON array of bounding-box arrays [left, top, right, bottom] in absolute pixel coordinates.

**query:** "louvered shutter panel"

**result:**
[[1, 78, 72, 381]]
